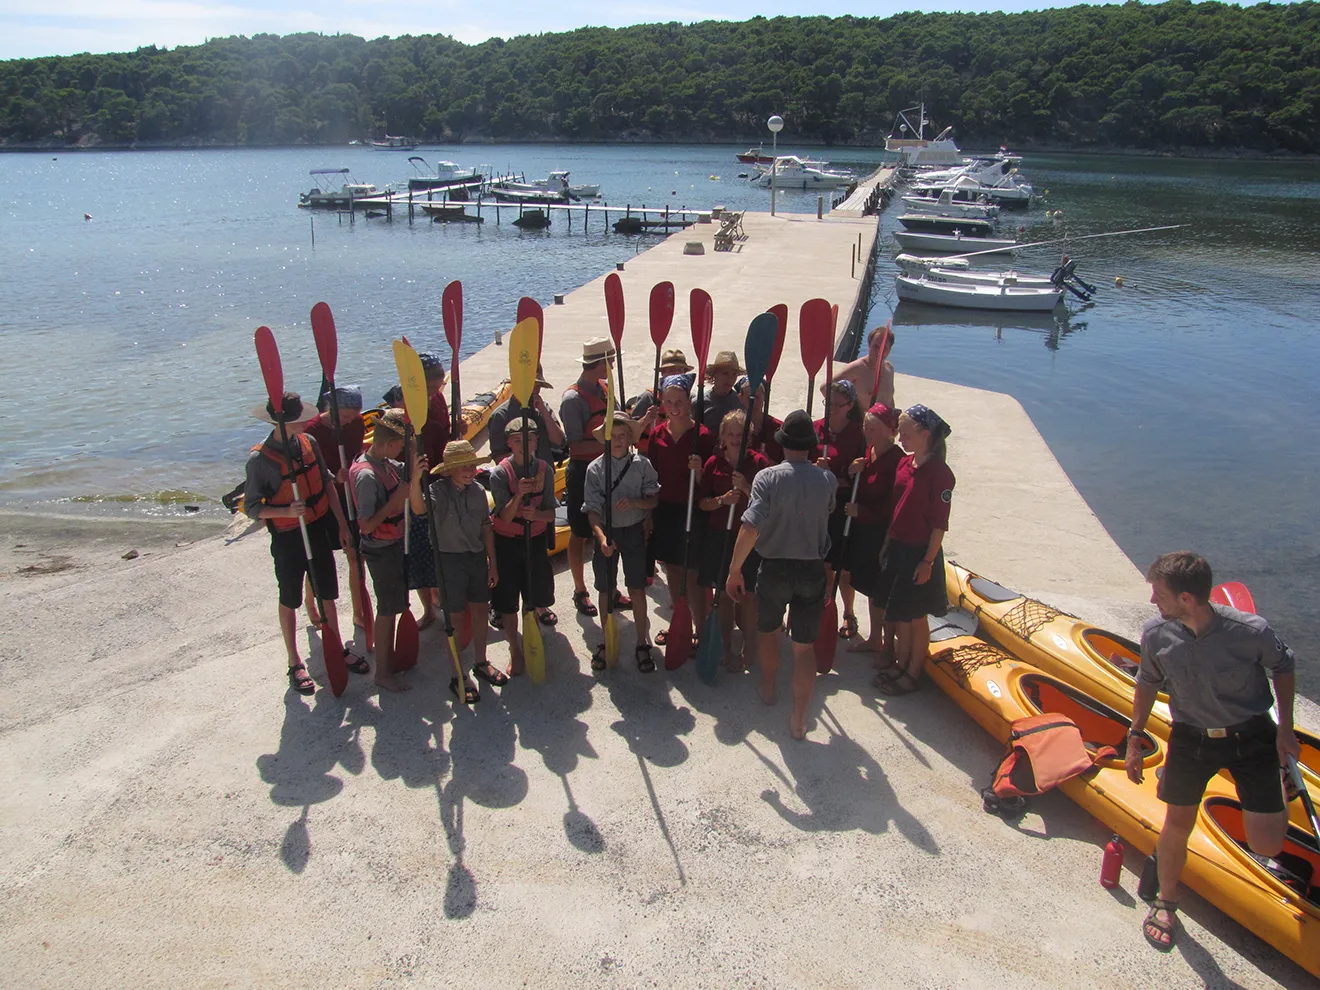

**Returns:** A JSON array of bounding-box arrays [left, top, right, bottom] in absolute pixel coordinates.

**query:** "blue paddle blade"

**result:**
[[695, 610, 722, 685], [744, 312, 779, 395]]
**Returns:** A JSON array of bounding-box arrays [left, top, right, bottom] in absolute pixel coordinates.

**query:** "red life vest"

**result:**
[[568, 380, 608, 461], [349, 455, 405, 542], [490, 457, 549, 538], [252, 433, 329, 533]]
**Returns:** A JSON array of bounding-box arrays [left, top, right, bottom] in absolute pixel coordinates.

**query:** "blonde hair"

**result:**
[[719, 409, 747, 434]]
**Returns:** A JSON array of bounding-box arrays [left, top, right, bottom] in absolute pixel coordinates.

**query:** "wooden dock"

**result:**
[[830, 164, 901, 217]]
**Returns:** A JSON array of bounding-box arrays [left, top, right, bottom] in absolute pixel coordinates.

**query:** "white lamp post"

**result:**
[[767, 114, 784, 216]]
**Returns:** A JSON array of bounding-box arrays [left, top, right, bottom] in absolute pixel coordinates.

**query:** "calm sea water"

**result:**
[[0, 145, 1314, 697]]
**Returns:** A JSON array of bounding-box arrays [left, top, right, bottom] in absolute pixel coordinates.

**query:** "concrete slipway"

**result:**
[[1, 210, 1314, 989]]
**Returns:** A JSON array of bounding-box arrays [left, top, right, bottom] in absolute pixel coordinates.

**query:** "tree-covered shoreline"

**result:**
[[3, 2, 1316, 154]]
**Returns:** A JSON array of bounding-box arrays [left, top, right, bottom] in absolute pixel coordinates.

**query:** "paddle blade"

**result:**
[[310, 302, 338, 381], [509, 317, 540, 406], [799, 299, 832, 377], [1210, 581, 1256, 613], [605, 272, 625, 347], [254, 326, 284, 410], [442, 280, 463, 352], [523, 610, 546, 684], [870, 322, 893, 400], [664, 599, 693, 670], [765, 304, 789, 383], [605, 612, 620, 668], [516, 297, 545, 365], [649, 281, 675, 347], [395, 608, 420, 670], [815, 598, 839, 673], [393, 339, 429, 431], [322, 622, 348, 697], [445, 633, 468, 705], [695, 611, 722, 685], [690, 288, 713, 372], [744, 312, 779, 395]]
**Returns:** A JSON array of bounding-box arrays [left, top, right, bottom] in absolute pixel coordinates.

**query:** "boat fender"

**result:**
[[981, 714, 1117, 817]]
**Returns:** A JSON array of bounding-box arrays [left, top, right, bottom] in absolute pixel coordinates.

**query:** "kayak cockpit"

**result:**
[[1081, 628, 1141, 679], [1204, 797, 1320, 908], [1018, 673, 1158, 763]]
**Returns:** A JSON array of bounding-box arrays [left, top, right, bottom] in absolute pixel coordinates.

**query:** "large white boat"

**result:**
[[901, 179, 1000, 219], [896, 274, 1063, 311], [298, 169, 390, 209], [492, 170, 600, 200], [750, 156, 854, 190], [910, 152, 1023, 188], [885, 104, 962, 166]]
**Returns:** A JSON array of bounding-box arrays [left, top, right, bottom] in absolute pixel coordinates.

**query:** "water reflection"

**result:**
[[891, 300, 1088, 351]]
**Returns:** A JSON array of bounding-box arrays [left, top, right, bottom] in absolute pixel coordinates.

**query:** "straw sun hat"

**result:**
[[430, 440, 494, 475], [591, 411, 644, 444]]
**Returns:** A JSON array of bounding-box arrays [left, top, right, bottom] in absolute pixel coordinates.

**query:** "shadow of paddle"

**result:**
[[280, 804, 311, 874]]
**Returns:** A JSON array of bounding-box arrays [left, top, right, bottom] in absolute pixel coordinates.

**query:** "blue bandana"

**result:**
[[660, 373, 695, 395], [735, 375, 749, 393], [417, 352, 446, 376], [831, 379, 858, 405], [321, 384, 363, 410], [905, 403, 952, 439], [382, 385, 404, 406]]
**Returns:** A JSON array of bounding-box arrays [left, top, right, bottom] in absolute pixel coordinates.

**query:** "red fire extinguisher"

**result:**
[[1100, 834, 1124, 888]]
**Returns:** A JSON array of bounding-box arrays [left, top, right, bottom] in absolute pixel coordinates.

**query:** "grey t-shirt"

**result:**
[[559, 378, 606, 444], [487, 397, 551, 462], [351, 452, 404, 550], [741, 459, 836, 561], [427, 476, 491, 554], [583, 451, 660, 530], [695, 389, 742, 431], [1139, 604, 1296, 728]]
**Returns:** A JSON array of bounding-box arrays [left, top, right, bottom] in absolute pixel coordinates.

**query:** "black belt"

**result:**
[[1179, 713, 1273, 739]]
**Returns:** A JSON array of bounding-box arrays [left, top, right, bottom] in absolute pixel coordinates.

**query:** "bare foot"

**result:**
[[374, 673, 412, 693], [847, 638, 879, 654], [722, 652, 744, 673], [789, 714, 807, 740], [417, 612, 436, 631], [758, 682, 777, 706]]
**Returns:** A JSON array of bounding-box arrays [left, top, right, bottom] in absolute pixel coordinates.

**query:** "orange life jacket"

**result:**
[[252, 433, 329, 533], [491, 457, 549, 538], [349, 455, 405, 543], [568, 381, 608, 461], [983, 713, 1117, 812]]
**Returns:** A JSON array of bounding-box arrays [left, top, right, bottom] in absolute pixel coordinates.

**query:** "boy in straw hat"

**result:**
[[696, 349, 744, 429], [490, 414, 558, 674], [304, 383, 368, 633], [583, 410, 661, 672], [350, 408, 426, 694], [244, 391, 363, 694], [559, 336, 617, 619], [429, 439, 503, 702]]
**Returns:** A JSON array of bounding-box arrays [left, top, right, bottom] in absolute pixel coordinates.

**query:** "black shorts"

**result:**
[[697, 528, 760, 593], [825, 501, 848, 569], [875, 539, 947, 623], [756, 557, 826, 643], [846, 521, 888, 598], [438, 550, 490, 610], [491, 530, 555, 615], [361, 540, 408, 616], [566, 458, 592, 538], [650, 499, 704, 568], [1159, 715, 1284, 813], [270, 513, 340, 609], [593, 522, 648, 593]]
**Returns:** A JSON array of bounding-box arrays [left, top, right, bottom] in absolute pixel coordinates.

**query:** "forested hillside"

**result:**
[[2, 1, 1316, 152]]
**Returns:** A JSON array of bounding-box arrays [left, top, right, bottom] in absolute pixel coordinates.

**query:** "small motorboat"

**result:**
[[749, 155, 854, 190], [406, 157, 484, 193], [896, 274, 1063, 311], [898, 213, 997, 236], [892, 230, 1018, 254], [911, 169, 1035, 208], [901, 183, 999, 219], [370, 134, 417, 150], [894, 253, 1056, 288], [492, 171, 598, 200], [298, 169, 391, 209], [735, 146, 775, 165]]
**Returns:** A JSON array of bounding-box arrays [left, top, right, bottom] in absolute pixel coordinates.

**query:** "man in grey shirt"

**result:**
[[1126, 551, 1299, 953], [486, 365, 565, 463], [728, 410, 836, 739]]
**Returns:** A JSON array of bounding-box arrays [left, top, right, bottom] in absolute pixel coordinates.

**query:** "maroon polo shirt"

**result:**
[[813, 417, 865, 484], [699, 449, 770, 531], [420, 390, 452, 468], [649, 420, 715, 504], [750, 416, 784, 464], [304, 413, 365, 478], [852, 444, 904, 525], [888, 453, 956, 545]]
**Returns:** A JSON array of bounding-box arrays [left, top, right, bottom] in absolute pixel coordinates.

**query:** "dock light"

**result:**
[[768, 115, 784, 217]]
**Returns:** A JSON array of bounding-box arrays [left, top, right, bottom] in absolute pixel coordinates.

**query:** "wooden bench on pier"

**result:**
[[713, 211, 745, 251]]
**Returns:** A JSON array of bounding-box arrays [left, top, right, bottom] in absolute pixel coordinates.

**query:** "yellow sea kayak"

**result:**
[[928, 612, 1320, 978], [946, 561, 1320, 791]]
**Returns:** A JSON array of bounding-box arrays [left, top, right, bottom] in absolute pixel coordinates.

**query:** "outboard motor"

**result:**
[[1050, 257, 1097, 301]]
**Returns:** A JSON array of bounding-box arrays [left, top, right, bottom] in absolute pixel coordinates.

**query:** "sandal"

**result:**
[[573, 590, 598, 617], [612, 590, 632, 610], [878, 671, 921, 696], [655, 628, 668, 646], [449, 676, 480, 704], [1142, 900, 1178, 951], [287, 663, 315, 694], [635, 644, 657, 673], [537, 607, 558, 627], [344, 649, 371, 675], [590, 645, 608, 672], [839, 613, 858, 639], [473, 661, 510, 687]]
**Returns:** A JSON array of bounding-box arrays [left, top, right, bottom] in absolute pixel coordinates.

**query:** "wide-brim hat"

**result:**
[[251, 391, 318, 426], [659, 347, 693, 373], [534, 364, 553, 389], [581, 337, 616, 365], [775, 409, 817, 451], [592, 411, 644, 444], [373, 409, 409, 439], [705, 350, 744, 376], [431, 439, 493, 475]]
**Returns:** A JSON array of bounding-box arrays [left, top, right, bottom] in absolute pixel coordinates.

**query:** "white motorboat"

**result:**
[[911, 166, 1035, 207], [750, 156, 854, 190], [406, 157, 484, 193], [370, 135, 417, 150], [910, 152, 1023, 188], [493, 170, 599, 200], [894, 253, 1056, 288], [885, 104, 963, 166], [893, 230, 1018, 254], [901, 183, 1000, 219], [298, 169, 390, 208], [896, 273, 1063, 311], [898, 213, 997, 236]]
